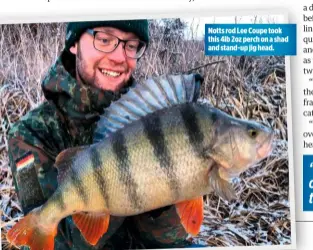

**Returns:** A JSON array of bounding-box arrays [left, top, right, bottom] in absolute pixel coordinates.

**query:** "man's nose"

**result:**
[[107, 42, 127, 63]]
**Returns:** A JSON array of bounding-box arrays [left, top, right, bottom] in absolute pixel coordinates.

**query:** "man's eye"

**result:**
[[101, 39, 110, 45], [95, 33, 114, 44], [126, 43, 138, 51]]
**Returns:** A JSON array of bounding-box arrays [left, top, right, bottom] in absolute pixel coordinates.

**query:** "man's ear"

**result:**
[[69, 43, 78, 55]]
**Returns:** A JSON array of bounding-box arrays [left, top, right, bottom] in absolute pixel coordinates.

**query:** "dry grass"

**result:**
[[1, 20, 290, 249]]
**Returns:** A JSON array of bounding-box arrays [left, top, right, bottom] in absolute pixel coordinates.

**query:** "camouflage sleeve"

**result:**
[[7, 112, 125, 250], [128, 205, 191, 248], [8, 122, 74, 250]]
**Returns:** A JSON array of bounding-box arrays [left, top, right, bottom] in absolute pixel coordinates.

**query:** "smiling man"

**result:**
[[69, 26, 145, 92], [7, 20, 194, 249]]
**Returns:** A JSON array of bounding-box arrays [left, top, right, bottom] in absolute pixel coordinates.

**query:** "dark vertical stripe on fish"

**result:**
[[112, 131, 142, 210], [180, 104, 204, 153], [70, 167, 88, 206], [142, 113, 180, 200], [90, 146, 110, 209]]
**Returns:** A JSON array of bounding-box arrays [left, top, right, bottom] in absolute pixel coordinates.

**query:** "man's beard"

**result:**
[[76, 45, 95, 87], [74, 44, 131, 91]]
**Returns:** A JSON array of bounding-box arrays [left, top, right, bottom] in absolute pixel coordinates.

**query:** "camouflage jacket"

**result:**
[[8, 52, 192, 249]]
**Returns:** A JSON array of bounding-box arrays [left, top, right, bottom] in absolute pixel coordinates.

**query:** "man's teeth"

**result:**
[[101, 69, 121, 77]]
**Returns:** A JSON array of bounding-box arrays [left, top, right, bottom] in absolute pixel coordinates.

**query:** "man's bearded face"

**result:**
[[70, 27, 138, 92]]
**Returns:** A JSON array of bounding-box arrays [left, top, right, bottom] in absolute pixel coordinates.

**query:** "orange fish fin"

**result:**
[[55, 146, 88, 183], [72, 212, 110, 246], [6, 210, 57, 250], [175, 197, 204, 236]]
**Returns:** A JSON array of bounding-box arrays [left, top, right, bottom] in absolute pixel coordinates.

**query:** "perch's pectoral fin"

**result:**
[[175, 197, 203, 236]]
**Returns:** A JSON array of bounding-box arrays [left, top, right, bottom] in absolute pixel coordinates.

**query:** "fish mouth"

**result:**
[[217, 132, 275, 182], [257, 132, 275, 159]]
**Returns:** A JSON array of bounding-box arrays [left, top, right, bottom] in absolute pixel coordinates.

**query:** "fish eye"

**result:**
[[248, 129, 258, 138]]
